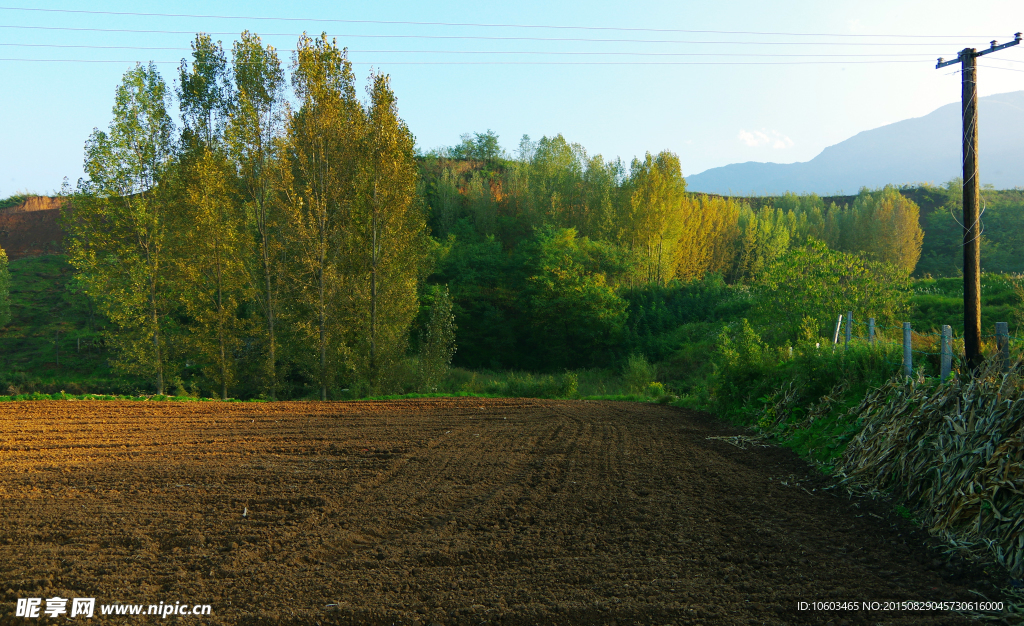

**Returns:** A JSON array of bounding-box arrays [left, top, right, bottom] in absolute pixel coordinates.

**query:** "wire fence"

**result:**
[[826, 312, 1015, 381]]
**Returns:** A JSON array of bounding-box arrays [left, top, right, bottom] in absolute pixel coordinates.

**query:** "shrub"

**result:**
[[623, 354, 656, 394]]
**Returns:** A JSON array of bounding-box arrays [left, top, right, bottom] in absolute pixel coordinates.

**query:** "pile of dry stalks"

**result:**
[[836, 357, 1024, 577]]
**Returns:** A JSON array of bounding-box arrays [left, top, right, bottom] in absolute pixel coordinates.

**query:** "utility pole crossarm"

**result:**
[[936, 32, 1021, 68]]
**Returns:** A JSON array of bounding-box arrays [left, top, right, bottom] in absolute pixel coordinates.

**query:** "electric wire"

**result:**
[[0, 58, 940, 66], [0, 5, 1004, 39], [0, 42, 949, 58], [0, 24, 994, 46]]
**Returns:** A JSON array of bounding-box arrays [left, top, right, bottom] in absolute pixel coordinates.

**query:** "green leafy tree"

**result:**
[[753, 238, 911, 344], [173, 35, 252, 400], [419, 285, 457, 391], [736, 205, 791, 282], [226, 30, 288, 398], [452, 130, 504, 161], [63, 62, 176, 394], [285, 33, 363, 400], [169, 147, 251, 400], [177, 33, 231, 146], [351, 72, 428, 391], [522, 227, 629, 368], [430, 166, 461, 237]]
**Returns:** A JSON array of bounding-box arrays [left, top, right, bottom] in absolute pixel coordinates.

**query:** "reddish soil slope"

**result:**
[[0, 196, 64, 259]]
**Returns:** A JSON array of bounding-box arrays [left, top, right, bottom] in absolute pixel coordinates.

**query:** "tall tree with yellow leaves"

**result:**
[[173, 34, 252, 400], [851, 186, 924, 273], [285, 33, 363, 400], [624, 151, 686, 285], [350, 72, 428, 391], [226, 31, 288, 398]]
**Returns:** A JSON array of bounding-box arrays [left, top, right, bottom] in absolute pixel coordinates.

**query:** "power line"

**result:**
[[0, 58, 938, 66], [0, 42, 943, 58], [0, 5, 1001, 39], [977, 63, 1024, 73], [0, 24, 989, 46]]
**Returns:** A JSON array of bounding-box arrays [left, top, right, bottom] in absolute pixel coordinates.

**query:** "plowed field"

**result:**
[[0, 399, 1007, 625]]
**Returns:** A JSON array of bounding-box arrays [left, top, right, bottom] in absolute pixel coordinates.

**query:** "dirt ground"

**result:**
[[0, 399, 1012, 625], [0, 196, 63, 260]]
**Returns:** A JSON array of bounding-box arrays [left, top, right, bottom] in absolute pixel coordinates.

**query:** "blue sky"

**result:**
[[2, 0, 1024, 197]]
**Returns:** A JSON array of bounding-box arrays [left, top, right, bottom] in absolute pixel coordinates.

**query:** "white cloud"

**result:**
[[738, 129, 770, 147], [738, 129, 794, 149]]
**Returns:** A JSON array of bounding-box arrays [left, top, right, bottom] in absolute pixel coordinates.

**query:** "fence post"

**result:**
[[833, 315, 843, 345], [868, 318, 875, 346], [941, 325, 952, 382], [903, 322, 913, 377], [996, 321, 1010, 373], [845, 311, 852, 350]]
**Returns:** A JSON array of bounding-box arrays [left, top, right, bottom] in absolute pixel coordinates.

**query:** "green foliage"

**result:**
[[0, 194, 29, 211], [915, 183, 1024, 277], [753, 239, 911, 344], [736, 205, 790, 282], [0, 255, 136, 394], [911, 273, 1020, 334], [226, 30, 287, 399], [521, 227, 629, 369], [418, 285, 457, 391], [63, 62, 176, 394], [709, 330, 904, 464], [177, 33, 231, 146], [622, 353, 657, 394], [446, 130, 505, 162], [484, 371, 580, 399]]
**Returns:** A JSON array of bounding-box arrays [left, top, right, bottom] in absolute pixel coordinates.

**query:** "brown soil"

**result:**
[[0, 197, 63, 260], [0, 399, 1010, 625]]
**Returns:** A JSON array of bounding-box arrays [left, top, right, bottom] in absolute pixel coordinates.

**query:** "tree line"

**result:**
[[420, 131, 924, 370], [59, 32, 930, 395], [63, 33, 438, 399]]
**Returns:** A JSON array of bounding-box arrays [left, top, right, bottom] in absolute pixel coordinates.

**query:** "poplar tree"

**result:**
[[625, 151, 686, 285], [63, 63, 175, 394], [674, 195, 742, 281], [285, 33, 362, 400], [226, 31, 287, 398], [173, 34, 252, 400], [178, 34, 231, 146], [352, 72, 427, 390], [851, 186, 924, 273]]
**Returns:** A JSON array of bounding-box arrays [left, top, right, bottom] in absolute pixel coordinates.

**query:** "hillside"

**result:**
[[687, 90, 1024, 195], [0, 195, 63, 260], [0, 255, 125, 395]]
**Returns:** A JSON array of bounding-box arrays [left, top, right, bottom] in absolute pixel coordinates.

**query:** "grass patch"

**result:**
[[0, 254, 137, 394]]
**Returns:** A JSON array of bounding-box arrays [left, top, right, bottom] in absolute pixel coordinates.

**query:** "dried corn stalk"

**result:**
[[836, 357, 1024, 577]]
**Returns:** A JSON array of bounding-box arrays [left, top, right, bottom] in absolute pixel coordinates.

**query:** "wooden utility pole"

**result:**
[[936, 33, 1021, 370]]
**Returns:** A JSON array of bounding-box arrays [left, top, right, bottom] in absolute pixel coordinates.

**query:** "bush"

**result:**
[[623, 354, 657, 394]]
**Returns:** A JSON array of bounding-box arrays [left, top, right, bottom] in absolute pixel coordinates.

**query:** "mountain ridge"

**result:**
[[686, 91, 1024, 195]]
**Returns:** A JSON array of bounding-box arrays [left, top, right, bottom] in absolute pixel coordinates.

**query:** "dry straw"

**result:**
[[835, 356, 1024, 577]]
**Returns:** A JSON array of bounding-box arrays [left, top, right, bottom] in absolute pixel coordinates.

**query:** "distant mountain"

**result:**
[[686, 90, 1024, 195]]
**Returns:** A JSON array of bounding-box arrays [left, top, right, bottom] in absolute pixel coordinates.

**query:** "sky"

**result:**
[[2, 0, 1024, 197]]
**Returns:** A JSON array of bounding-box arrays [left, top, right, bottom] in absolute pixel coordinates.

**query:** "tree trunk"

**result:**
[[319, 262, 327, 402], [370, 187, 378, 385], [263, 224, 276, 400], [152, 285, 163, 395]]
